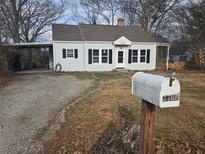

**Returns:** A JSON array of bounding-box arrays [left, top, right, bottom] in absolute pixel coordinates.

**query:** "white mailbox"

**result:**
[[132, 72, 180, 108]]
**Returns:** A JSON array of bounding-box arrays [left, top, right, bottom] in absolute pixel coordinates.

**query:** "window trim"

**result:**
[[66, 49, 74, 58], [89, 49, 112, 64], [129, 49, 151, 64], [132, 49, 138, 63], [101, 49, 108, 64], [140, 49, 146, 63], [92, 49, 99, 63]]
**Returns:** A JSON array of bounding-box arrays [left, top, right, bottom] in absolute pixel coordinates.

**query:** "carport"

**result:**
[[6, 42, 53, 71]]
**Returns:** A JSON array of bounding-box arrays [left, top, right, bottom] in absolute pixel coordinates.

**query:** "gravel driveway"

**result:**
[[0, 74, 95, 154]]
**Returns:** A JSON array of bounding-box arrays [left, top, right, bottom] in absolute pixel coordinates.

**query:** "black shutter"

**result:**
[[62, 49, 66, 58], [74, 49, 78, 58], [109, 49, 112, 64], [147, 49, 150, 63], [88, 49, 92, 64], [128, 49, 132, 64]]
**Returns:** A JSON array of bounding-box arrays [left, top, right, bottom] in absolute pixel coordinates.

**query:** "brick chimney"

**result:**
[[117, 16, 125, 26]]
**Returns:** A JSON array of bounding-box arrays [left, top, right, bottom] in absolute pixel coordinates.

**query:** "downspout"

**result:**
[[83, 42, 86, 71], [166, 44, 170, 70]]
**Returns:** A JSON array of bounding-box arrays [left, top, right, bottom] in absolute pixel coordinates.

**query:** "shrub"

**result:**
[[169, 61, 186, 70]]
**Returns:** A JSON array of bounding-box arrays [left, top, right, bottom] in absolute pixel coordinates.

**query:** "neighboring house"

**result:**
[[52, 17, 169, 72], [169, 41, 192, 62]]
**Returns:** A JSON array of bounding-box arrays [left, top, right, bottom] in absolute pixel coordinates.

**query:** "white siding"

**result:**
[[53, 41, 157, 72], [125, 43, 156, 70], [53, 42, 85, 71], [85, 42, 115, 71]]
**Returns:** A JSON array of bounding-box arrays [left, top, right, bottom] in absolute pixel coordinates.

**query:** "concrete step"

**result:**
[[113, 68, 129, 72]]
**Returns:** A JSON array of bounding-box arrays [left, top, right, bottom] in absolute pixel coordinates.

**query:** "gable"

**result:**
[[114, 36, 131, 45]]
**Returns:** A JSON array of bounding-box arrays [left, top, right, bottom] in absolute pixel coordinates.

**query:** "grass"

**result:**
[[154, 71, 205, 146], [42, 70, 205, 153], [47, 70, 132, 80]]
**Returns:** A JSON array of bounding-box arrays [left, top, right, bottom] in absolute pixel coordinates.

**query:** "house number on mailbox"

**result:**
[[162, 93, 180, 102]]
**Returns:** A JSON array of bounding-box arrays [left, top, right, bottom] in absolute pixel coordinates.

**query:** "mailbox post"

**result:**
[[132, 72, 180, 154], [139, 100, 155, 154]]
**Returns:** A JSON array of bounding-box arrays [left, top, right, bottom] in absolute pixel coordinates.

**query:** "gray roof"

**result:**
[[52, 24, 168, 43]]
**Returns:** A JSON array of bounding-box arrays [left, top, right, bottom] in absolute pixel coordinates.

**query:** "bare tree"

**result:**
[[120, 0, 139, 26], [0, 6, 3, 42], [20, 0, 67, 42], [0, 0, 28, 43], [71, 0, 99, 24], [177, 1, 205, 67], [0, 0, 68, 43], [172, 0, 205, 67], [98, 0, 121, 25], [79, 0, 121, 25], [121, 0, 181, 33]]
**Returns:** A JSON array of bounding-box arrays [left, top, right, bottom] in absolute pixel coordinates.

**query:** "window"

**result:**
[[88, 49, 112, 64], [102, 49, 108, 63], [132, 50, 138, 63], [129, 49, 150, 64], [140, 49, 146, 62], [93, 49, 99, 63], [129, 49, 138, 63], [67, 49, 74, 58], [63, 49, 78, 59]]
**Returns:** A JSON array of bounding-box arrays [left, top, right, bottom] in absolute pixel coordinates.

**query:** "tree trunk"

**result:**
[[11, 0, 20, 43]]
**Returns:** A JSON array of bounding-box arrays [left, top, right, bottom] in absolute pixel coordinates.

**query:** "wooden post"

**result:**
[[139, 99, 156, 154]]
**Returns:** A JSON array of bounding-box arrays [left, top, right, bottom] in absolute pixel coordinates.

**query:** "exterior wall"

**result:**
[[85, 42, 115, 71], [53, 41, 84, 71], [125, 43, 156, 70], [53, 41, 158, 72]]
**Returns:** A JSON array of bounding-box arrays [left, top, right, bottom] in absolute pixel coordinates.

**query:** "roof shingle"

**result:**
[[52, 24, 168, 43]]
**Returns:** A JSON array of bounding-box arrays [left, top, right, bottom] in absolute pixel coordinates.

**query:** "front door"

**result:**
[[117, 50, 125, 68]]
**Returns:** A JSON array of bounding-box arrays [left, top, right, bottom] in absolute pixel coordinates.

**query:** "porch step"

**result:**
[[115, 67, 125, 69], [113, 68, 129, 72]]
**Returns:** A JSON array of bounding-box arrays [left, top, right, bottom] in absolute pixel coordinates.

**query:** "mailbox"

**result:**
[[132, 72, 180, 108]]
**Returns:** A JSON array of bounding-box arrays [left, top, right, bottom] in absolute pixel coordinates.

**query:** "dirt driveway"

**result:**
[[0, 73, 95, 154]]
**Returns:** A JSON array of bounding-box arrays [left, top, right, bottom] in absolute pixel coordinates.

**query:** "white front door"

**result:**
[[117, 50, 125, 68]]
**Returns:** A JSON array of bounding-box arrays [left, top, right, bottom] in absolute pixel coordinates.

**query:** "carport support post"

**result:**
[[139, 99, 156, 154]]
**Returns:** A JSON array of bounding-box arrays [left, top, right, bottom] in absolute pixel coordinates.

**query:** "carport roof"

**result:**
[[52, 24, 168, 43], [5, 42, 53, 48]]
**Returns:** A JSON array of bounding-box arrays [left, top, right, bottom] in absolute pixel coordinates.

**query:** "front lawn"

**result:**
[[42, 70, 205, 153]]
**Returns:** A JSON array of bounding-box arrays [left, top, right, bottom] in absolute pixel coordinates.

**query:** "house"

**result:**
[[169, 41, 192, 62], [52, 17, 169, 72]]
